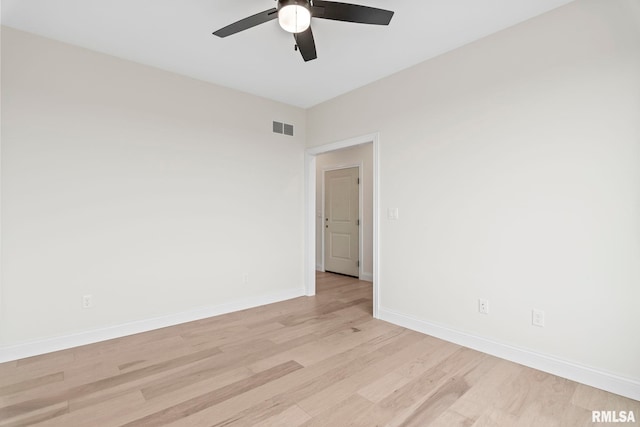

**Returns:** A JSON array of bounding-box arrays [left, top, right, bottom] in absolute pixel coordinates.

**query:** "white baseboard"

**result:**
[[359, 272, 373, 282], [378, 307, 640, 401], [0, 287, 306, 363]]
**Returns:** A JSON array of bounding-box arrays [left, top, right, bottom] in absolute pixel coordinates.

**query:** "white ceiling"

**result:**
[[1, 0, 575, 108]]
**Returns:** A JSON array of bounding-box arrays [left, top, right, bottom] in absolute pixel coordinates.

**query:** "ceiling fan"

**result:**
[[212, 0, 394, 62]]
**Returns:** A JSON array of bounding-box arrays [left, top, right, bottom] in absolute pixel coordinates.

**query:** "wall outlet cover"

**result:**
[[82, 295, 93, 309], [532, 308, 545, 327], [478, 298, 489, 314]]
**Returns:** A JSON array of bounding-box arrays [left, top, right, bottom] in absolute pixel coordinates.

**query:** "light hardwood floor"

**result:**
[[1, 272, 638, 426]]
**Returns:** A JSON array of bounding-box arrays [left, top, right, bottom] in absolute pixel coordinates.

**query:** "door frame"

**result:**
[[321, 163, 363, 277], [304, 132, 380, 318]]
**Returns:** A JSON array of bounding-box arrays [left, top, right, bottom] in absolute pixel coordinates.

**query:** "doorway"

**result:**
[[305, 133, 379, 318]]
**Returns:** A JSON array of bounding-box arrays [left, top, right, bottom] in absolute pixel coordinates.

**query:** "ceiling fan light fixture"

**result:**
[[278, 3, 311, 33]]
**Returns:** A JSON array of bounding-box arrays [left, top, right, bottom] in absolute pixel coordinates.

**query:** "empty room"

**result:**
[[1, 0, 639, 425]]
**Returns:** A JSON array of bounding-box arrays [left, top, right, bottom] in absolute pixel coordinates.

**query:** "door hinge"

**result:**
[[357, 260, 360, 267], [357, 219, 360, 226], [357, 178, 360, 184]]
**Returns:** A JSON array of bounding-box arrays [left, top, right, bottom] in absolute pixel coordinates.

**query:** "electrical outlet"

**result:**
[[82, 295, 93, 309], [478, 298, 489, 315], [242, 273, 249, 285], [532, 309, 545, 327]]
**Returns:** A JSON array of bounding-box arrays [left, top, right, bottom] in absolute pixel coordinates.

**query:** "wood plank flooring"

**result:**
[[1, 272, 638, 426]]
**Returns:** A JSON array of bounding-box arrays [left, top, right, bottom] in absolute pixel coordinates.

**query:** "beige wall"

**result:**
[[308, 0, 640, 382], [315, 144, 373, 280], [0, 27, 306, 349]]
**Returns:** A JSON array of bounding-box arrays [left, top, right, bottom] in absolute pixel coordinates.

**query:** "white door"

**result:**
[[324, 167, 359, 277]]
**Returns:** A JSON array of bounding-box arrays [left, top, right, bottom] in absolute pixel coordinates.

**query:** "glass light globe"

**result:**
[[278, 5, 311, 33]]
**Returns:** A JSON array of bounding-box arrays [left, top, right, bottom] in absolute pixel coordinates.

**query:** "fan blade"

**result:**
[[311, 1, 393, 25], [213, 8, 278, 37], [294, 27, 317, 62]]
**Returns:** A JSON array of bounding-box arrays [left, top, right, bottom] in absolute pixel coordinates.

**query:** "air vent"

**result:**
[[273, 121, 294, 136]]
